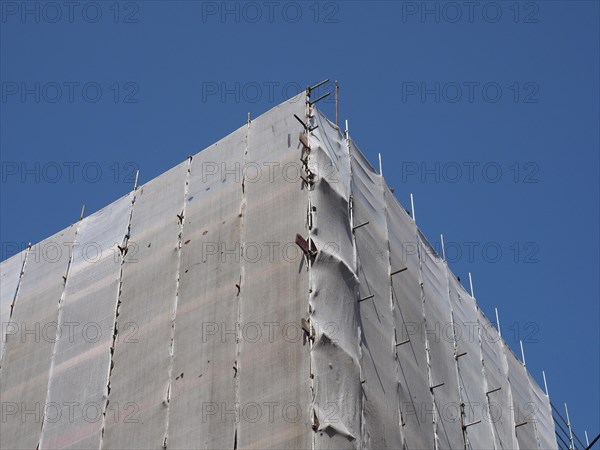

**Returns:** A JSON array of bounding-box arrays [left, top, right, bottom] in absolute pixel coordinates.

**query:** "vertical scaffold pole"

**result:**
[[440, 234, 446, 261], [495, 307, 502, 337], [585, 431, 590, 447], [565, 403, 574, 450], [468, 272, 475, 298]]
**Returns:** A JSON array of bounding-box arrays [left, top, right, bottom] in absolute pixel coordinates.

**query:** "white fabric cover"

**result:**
[[1, 225, 78, 449], [40, 193, 134, 449], [101, 164, 187, 449], [478, 310, 518, 449], [447, 273, 495, 449], [350, 141, 403, 449], [386, 188, 436, 449], [167, 126, 246, 450], [506, 346, 539, 449], [309, 111, 361, 449]]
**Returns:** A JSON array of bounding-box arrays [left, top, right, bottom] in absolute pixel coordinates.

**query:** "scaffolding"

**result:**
[[0, 84, 594, 449]]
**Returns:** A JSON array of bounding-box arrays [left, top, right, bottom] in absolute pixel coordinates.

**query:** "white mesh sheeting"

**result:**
[[478, 311, 518, 449], [102, 163, 188, 449], [308, 111, 361, 449], [39, 193, 134, 449], [447, 273, 495, 449], [236, 94, 312, 449], [0, 225, 78, 449], [506, 346, 539, 449], [528, 373, 558, 450], [350, 141, 403, 449], [419, 232, 464, 449], [168, 126, 246, 449], [385, 189, 436, 449]]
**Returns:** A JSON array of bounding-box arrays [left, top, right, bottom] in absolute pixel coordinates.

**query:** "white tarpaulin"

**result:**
[[478, 310, 518, 449], [385, 188, 436, 449], [168, 125, 246, 449], [528, 372, 558, 450], [308, 111, 361, 449], [419, 232, 464, 449], [236, 94, 311, 450], [1, 225, 78, 449], [350, 141, 403, 449], [447, 273, 495, 449], [39, 193, 134, 449], [101, 163, 188, 449], [506, 345, 539, 449]]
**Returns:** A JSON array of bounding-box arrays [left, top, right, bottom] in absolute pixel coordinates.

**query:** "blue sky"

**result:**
[[1, 0, 598, 440]]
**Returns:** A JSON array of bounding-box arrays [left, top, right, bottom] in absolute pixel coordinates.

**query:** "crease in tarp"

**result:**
[[0, 245, 30, 368], [164, 155, 193, 449]]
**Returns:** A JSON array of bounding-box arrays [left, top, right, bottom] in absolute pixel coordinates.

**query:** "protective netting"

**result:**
[[102, 163, 188, 449], [507, 346, 540, 449], [0, 94, 559, 450], [529, 372, 558, 450], [40, 193, 134, 449], [236, 94, 311, 450], [447, 272, 495, 449], [308, 111, 361, 449], [350, 140, 403, 449], [385, 187, 436, 449], [1, 225, 78, 449], [419, 231, 464, 449], [478, 309, 518, 449], [167, 126, 246, 450]]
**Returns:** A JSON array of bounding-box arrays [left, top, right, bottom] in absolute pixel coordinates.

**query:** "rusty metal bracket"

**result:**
[[295, 233, 317, 257]]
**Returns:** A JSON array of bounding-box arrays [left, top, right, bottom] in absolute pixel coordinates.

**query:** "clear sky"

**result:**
[[1, 0, 598, 440]]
